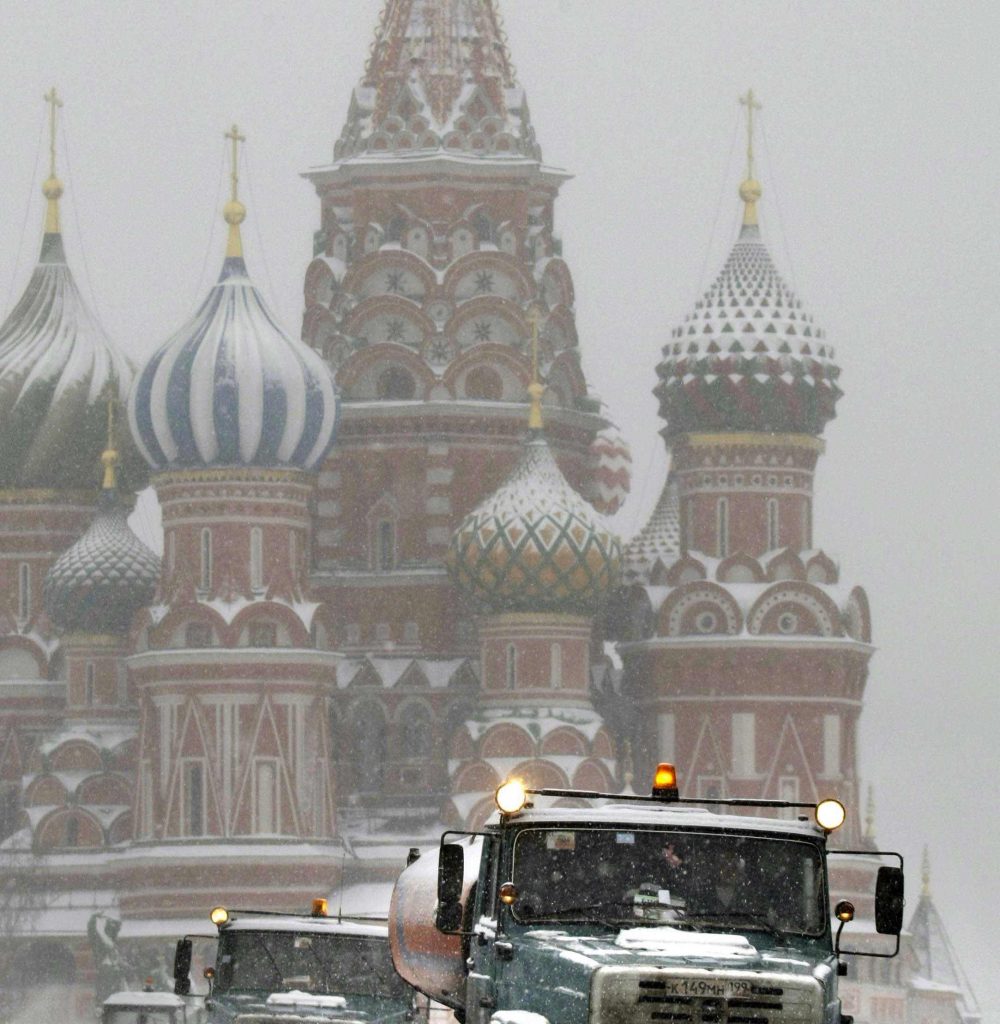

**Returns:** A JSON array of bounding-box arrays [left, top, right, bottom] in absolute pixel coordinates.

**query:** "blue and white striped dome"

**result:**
[[129, 256, 339, 472]]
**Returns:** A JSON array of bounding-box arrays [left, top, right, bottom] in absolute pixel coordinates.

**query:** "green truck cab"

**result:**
[[389, 769, 903, 1024], [174, 903, 418, 1024]]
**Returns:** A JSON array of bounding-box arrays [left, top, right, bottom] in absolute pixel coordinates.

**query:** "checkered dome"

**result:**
[[447, 435, 621, 612]]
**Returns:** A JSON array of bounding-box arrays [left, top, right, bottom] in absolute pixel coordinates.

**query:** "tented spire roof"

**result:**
[[334, 0, 541, 162], [908, 851, 981, 1024]]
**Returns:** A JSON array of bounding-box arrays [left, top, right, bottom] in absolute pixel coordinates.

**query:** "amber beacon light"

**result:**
[[311, 897, 329, 917], [652, 763, 679, 801], [209, 906, 230, 926]]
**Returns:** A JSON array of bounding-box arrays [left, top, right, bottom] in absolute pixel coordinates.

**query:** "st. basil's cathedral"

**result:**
[[0, 3, 979, 1023]]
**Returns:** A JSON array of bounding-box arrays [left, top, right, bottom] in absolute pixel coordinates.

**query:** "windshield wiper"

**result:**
[[680, 911, 788, 943]]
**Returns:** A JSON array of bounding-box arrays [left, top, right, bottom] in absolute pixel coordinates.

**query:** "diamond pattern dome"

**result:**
[[44, 488, 160, 635], [447, 435, 621, 613], [654, 224, 842, 438]]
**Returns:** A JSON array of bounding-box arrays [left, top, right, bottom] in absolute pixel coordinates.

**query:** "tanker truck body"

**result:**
[[390, 769, 903, 1024]]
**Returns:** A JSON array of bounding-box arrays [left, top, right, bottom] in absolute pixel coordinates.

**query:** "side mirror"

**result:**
[[875, 866, 904, 935], [435, 842, 465, 933], [173, 938, 192, 996]]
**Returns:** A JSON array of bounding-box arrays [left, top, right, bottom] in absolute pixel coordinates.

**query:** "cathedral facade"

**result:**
[[0, 3, 977, 1024]]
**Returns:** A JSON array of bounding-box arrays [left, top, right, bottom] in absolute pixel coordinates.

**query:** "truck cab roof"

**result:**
[[219, 915, 388, 937], [490, 799, 826, 839]]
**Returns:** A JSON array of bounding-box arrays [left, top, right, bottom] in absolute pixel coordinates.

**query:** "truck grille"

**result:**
[[591, 968, 822, 1024]]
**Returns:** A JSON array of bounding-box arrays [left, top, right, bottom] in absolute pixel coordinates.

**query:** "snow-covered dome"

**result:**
[[447, 430, 621, 614], [654, 195, 841, 439], [0, 198, 143, 491], [129, 165, 339, 473], [44, 451, 160, 635]]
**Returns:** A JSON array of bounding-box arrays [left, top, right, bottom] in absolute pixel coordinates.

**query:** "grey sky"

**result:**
[[0, 0, 996, 1016]]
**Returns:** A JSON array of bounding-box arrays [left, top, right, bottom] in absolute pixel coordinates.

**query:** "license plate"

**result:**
[[655, 979, 754, 999]]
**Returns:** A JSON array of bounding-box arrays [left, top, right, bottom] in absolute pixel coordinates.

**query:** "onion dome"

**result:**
[[447, 341, 621, 612], [129, 126, 339, 473], [587, 423, 632, 516], [0, 90, 142, 491], [44, 440, 160, 635], [655, 94, 841, 440]]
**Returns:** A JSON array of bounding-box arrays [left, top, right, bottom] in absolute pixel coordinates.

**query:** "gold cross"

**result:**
[[43, 87, 63, 178], [225, 123, 246, 203], [525, 305, 545, 430], [739, 88, 762, 179]]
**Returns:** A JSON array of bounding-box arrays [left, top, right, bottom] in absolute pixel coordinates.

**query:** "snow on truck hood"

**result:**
[[522, 927, 761, 967], [615, 926, 756, 959], [266, 992, 348, 1010], [520, 927, 820, 976]]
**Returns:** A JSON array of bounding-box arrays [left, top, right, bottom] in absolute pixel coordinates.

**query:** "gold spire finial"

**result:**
[[223, 123, 247, 258], [101, 392, 119, 490], [526, 305, 545, 430], [921, 845, 931, 897], [42, 87, 64, 234], [738, 88, 763, 227], [864, 784, 876, 839]]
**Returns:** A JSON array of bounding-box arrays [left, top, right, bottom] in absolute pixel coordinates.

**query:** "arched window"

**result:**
[[352, 703, 387, 793], [64, 816, 79, 848], [167, 532, 176, 574], [85, 664, 96, 706], [802, 500, 812, 549], [505, 645, 517, 690], [289, 531, 298, 579], [685, 500, 696, 552], [472, 211, 494, 244], [465, 366, 503, 401], [386, 214, 406, 243], [185, 622, 213, 648], [767, 499, 779, 550], [716, 498, 729, 558], [400, 704, 433, 760], [18, 563, 30, 621], [183, 760, 205, 837], [376, 365, 416, 400], [254, 759, 279, 834], [250, 527, 264, 591], [375, 519, 396, 571], [199, 529, 213, 591], [550, 644, 562, 689]]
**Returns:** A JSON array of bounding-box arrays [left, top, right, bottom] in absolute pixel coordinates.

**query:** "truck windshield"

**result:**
[[510, 827, 825, 936], [215, 931, 411, 999]]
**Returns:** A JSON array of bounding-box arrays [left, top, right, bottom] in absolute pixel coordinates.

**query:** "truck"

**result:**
[[389, 765, 904, 1024], [101, 989, 198, 1024], [174, 900, 421, 1024]]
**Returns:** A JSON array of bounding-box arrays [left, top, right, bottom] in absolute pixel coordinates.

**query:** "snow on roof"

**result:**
[[327, 882, 394, 917], [103, 991, 187, 1008], [505, 799, 824, 838], [37, 721, 136, 756], [222, 915, 387, 938], [463, 705, 606, 743]]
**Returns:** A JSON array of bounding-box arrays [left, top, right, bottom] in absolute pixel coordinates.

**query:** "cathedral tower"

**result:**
[[301, 1, 629, 728], [445, 316, 621, 826], [0, 90, 143, 845], [121, 128, 342, 920], [617, 93, 872, 846]]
